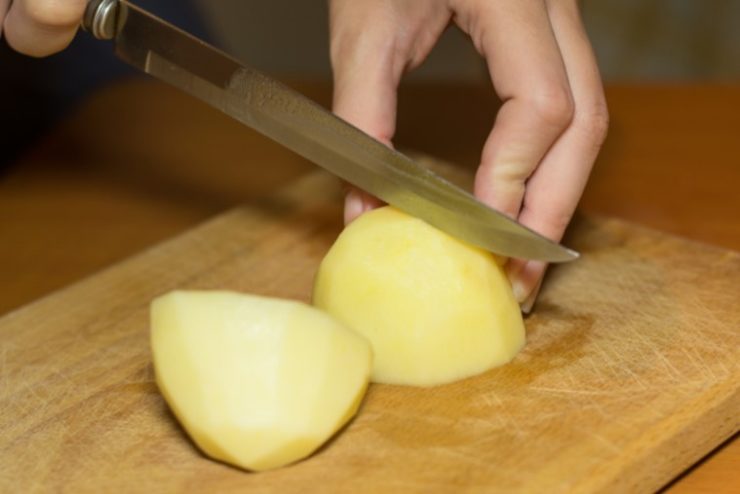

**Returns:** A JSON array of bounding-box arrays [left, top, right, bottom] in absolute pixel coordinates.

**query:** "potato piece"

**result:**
[[151, 290, 372, 471], [313, 207, 525, 387]]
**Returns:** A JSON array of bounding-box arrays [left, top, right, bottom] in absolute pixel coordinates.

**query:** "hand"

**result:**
[[1, 0, 88, 56], [329, 0, 609, 309]]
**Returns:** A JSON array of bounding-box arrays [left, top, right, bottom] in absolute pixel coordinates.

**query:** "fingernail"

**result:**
[[521, 277, 544, 315], [520, 288, 538, 315], [511, 279, 529, 304], [344, 189, 363, 225]]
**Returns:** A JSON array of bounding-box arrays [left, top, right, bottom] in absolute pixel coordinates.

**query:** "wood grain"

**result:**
[[1, 81, 739, 491], [1, 171, 737, 493]]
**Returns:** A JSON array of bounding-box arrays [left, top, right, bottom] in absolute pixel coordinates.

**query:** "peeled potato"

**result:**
[[313, 206, 525, 387], [150, 290, 372, 471]]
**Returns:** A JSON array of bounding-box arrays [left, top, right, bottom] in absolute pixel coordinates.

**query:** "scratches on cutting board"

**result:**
[[1, 172, 739, 493]]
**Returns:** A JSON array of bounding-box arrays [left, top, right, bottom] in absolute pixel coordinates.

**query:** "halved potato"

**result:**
[[313, 206, 525, 387], [151, 290, 372, 471]]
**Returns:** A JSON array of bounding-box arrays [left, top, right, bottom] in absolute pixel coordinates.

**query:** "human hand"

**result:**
[[1, 0, 88, 56], [329, 0, 608, 309]]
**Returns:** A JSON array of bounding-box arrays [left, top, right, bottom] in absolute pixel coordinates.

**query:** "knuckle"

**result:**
[[576, 100, 610, 146], [527, 85, 575, 131], [23, 0, 86, 28], [488, 159, 532, 184]]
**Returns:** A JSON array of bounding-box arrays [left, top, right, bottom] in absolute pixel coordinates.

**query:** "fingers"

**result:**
[[330, 0, 450, 223], [511, 0, 609, 306], [520, 0, 608, 241], [453, 0, 606, 307], [3, 0, 88, 57], [344, 187, 385, 225], [454, 0, 574, 220]]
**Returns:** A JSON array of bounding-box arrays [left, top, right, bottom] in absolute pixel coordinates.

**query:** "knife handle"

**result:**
[[82, 0, 119, 40]]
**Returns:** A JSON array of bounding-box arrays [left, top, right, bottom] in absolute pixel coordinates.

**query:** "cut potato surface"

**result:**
[[313, 206, 525, 387], [151, 290, 372, 471]]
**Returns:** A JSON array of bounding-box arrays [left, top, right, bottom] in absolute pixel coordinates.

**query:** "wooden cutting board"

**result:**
[[1, 171, 738, 493]]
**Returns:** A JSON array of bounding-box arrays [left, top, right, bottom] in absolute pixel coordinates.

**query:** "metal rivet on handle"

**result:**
[[82, 0, 120, 40]]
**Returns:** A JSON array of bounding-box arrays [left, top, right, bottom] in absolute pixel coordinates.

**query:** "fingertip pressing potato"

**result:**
[[151, 290, 372, 471], [313, 206, 525, 387]]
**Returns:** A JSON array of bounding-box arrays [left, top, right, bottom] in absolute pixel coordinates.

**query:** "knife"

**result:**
[[82, 0, 578, 263]]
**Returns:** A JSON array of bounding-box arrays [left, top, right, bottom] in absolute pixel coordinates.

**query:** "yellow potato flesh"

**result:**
[[150, 290, 372, 471], [313, 207, 525, 387]]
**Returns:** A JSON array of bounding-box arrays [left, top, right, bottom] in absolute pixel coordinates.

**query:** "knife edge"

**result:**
[[101, 0, 578, 262]]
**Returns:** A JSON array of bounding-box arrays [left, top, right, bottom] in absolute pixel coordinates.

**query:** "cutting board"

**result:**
[[1, 170, 738, 493]]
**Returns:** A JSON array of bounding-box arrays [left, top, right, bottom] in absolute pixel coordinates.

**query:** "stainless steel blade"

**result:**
[[85, 0, 578, 262]]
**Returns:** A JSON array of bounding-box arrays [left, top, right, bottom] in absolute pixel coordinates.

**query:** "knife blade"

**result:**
[[83, 0, 578, 263]]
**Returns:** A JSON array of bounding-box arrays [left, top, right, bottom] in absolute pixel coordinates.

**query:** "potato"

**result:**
[[313, 206, 525, 387], [150, 290, 372, 471]]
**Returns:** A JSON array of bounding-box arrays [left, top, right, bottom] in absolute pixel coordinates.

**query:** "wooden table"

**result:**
[[0, 80, 737, 492]]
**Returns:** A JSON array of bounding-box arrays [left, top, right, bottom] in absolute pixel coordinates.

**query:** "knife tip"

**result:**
[[545, 245, 580, 263]]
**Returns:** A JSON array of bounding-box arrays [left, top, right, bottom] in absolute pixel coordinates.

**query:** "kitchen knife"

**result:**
[[82, 0, 578, 262]]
